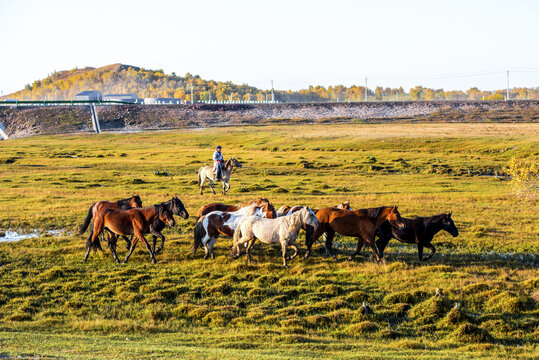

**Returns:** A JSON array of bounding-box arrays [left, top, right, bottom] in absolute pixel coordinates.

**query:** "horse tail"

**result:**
[[192, 218, 206, 255], [80, 203, 95, 234], [197, 168, 202, 187]]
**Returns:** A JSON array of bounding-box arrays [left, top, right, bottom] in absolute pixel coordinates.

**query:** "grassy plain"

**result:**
[[0, 123, 537, 359]]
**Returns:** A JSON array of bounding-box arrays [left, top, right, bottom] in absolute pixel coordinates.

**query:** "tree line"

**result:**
[[5, 64, 539, 102]]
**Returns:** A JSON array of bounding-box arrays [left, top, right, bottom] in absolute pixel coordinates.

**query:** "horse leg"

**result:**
[[134, 230, 157, 264], [281, 241, 289, 267], [152, 235, 157, 254], [84, 218, 104, 261], [375, 235, 391, 260], [245, 238, 256, 264], [200, 176, 205, 195], [288, 241, 299, 261], [222, 181, 226, 195], [155, 233, 165, 254], [123, 235, 132, 251], [347, 238, 365, 261], [367, 238, 381, 262], [124, 237, 139, 263], [422, 242, 436, 261], [207, 237, 217, 260], [325, 229, 337, 260], [108, 233, 120, 264], [208, 180, 216, 195], [417, 243, 424, 262], [304, 224, 325, 260]]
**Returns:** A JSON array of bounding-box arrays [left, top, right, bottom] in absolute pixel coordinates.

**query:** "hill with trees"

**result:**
[[3, 64, 538, 102]]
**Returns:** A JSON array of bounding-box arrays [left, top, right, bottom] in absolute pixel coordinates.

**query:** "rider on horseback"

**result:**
[[213, 145, 224, 181]]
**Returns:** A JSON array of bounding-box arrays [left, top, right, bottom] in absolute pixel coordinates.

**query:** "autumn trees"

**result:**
[[5, 63, 539, 103]]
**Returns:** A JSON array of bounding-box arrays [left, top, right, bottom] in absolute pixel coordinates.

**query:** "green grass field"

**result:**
[[0, 123, 537, 359]]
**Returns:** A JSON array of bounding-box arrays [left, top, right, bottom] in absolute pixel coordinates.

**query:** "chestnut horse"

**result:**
[[196, 198, 276, 218], [79, 195, 142, 242], [84, 203, 175, 264], [192, 204, 275, 259], [109, 196, 189, 254], [306, 206, 405, 261], [375, 213, 458, 261]]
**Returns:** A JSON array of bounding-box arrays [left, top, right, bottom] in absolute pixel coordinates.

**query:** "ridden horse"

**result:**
[[306, 206, 405, 262], [192, 204, 274, 259], [232, 207, 320, 267], [375, 213, 458, 261], [79, 195, 142, 243], [198, 157, 243, 195], [84, 203, 175, 264], [196, 198, 276, 218]]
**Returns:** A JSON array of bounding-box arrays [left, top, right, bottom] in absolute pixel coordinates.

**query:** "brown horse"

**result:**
[[80, 195, 142, 235], [306, 206, 405, 262], [84, 203, 175, 264], [196, 198, 276, 218]]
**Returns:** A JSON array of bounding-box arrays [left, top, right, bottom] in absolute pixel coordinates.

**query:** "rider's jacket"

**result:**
[[213, 150, 223, 164]]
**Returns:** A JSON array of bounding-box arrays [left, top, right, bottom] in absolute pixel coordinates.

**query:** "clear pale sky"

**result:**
[[1, 0, 538, 94]]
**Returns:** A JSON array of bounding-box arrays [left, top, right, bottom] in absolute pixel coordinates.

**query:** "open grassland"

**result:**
[[0, 123, 537, 359]]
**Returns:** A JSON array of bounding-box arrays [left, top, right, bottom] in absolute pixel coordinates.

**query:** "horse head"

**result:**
[[130, 194, 143, 208], [386, 206, 405, 229], [338, 201, 352, 210], [301, 207, 320, 230], [171, 196, 189, 219], [229, 156, 243, 169], [260, 202, 278, 218], [159, 203, 175, 227], [442, 212, 459, 237]]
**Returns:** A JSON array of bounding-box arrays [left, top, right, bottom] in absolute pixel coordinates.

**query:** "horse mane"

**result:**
[[357, 206, 385, 222]]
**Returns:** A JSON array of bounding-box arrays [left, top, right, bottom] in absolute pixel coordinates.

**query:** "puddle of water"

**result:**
[[0, 229, 68, 242]]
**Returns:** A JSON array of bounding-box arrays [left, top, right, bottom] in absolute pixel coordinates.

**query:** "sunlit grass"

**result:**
[[0, 123, 537, 359]]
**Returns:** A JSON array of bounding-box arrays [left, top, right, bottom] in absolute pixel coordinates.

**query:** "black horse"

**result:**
[[110, 196, 189, 255], [150, 196, 189, 253], [375, 213, 458, 261]]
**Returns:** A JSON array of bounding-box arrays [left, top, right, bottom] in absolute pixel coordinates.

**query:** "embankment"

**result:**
[[1, 100, 538, 138]]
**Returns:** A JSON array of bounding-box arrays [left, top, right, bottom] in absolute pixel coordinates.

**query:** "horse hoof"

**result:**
[[152, 259, 157, 264]]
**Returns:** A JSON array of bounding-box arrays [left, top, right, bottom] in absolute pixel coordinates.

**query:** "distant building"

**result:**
[[75, 91, 102, 101], [144, 98, 182, 105], [103, 93, 139, 103]]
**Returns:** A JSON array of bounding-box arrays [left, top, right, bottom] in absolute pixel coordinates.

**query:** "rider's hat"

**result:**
[[216, 145, 222, 149]]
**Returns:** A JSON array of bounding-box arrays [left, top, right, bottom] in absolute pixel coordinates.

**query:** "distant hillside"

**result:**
[[4, 63, 539, 102]]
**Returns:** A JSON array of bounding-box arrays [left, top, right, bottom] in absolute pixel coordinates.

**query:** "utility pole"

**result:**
[[190, 85, 194, 104], [208, 90, 211, 102], [506, 70, 510, 101], [271, 79, 275, 103], [364, 77, 368, 102]]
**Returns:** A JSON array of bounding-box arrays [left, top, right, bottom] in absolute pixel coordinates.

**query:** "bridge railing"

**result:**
[[0, 100, 135, 107]]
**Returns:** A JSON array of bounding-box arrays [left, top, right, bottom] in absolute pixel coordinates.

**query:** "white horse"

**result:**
[[192, 204, 272, 259], [197, 157, 243, 195], [232, 207, 320, 267]]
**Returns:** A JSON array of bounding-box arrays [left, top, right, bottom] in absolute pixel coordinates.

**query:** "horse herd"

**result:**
[[80, 195, 459, 267]]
